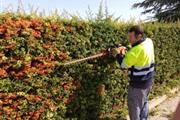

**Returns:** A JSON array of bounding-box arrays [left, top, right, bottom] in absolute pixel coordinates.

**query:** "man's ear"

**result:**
[[139, 34, 143, 38], [136, 34, 142, 40]]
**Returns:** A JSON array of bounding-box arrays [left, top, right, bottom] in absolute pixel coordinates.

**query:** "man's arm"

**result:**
[[116, 47, 141, 69]]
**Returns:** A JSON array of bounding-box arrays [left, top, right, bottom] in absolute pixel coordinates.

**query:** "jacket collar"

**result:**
[[132, 38, 145, 47]]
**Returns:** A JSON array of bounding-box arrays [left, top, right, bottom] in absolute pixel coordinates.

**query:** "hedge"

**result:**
[[0, 13, 179, 119]]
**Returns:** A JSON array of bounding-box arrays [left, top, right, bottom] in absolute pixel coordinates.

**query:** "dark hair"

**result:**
[[128, 25, 144, 36]]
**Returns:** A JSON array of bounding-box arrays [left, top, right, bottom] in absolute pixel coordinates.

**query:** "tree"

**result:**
[[133, 0, 180, 22]]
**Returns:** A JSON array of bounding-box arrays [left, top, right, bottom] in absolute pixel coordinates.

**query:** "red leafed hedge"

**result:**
[[0, 13, 180, 119], [0, 15, 69, 79]]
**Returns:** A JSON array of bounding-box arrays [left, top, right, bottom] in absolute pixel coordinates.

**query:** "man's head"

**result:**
[[128, 25, 144, 45]]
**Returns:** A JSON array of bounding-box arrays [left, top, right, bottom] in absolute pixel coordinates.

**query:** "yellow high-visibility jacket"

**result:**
[[117, 38, 155, 88]]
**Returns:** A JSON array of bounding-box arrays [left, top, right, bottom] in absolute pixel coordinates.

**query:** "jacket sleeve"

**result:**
[[119, 48, 141, 69], [116, 54, 124, 65]]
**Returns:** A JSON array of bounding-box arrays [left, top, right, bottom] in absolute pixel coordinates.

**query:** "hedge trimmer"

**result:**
[[58, 45, 127, 67]]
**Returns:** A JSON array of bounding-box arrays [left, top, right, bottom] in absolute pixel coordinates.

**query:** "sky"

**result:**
[[0, 0, 153, 21]]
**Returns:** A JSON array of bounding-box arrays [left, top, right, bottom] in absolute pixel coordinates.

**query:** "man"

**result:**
[[112, 25, 155, 120]]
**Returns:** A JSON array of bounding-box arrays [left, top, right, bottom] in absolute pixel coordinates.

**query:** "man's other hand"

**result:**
[[119, 46, 126, 55], [111, 46, 126, 57]]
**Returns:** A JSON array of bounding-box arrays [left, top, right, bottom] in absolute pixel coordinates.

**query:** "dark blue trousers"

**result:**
[[128, 86, 151, 120]]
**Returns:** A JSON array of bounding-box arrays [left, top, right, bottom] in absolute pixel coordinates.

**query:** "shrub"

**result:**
[[0, 13, 179, 119]]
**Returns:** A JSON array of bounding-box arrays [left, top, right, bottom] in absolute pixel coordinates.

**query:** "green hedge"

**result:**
[[0, 13, 179, 119]]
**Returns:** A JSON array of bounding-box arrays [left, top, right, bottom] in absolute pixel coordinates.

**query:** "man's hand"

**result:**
[[111, 46, 126, 57], [119, 46, 126, 55]]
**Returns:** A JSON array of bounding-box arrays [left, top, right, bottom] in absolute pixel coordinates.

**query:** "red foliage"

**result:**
[[0, 68, 8, 78]]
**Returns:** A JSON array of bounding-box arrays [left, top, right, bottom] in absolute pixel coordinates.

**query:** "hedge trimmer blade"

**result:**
[[59, 51, 108, 66]]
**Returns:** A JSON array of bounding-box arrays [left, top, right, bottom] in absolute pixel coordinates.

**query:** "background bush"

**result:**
[[0, 13, 179, 119]]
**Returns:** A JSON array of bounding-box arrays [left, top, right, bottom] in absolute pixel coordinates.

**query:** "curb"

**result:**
[[149, 87, 179, 110]]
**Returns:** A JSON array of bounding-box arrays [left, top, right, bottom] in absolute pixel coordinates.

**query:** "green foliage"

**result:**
[[0, 13, 179, 119]]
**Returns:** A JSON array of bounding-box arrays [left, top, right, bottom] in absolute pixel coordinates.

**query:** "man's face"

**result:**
[[128, 32, 136, 45]]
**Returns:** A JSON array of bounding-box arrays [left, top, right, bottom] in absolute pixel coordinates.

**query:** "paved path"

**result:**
[[149, 91, 180, 120]]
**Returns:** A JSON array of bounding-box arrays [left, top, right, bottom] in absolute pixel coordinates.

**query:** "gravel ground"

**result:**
[[149, 91, 180, 120]]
